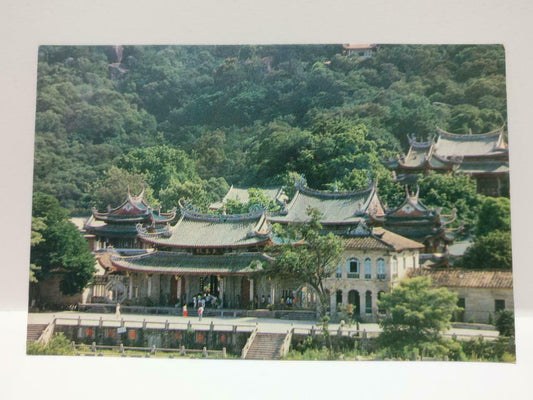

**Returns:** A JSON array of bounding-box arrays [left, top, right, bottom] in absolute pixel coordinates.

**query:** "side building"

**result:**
[[388, 126, 509, 196], [411, 268, 513, 324], [84, 189, 176, 250]]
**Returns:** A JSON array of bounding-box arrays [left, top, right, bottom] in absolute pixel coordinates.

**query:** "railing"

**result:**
[[37, 318, 56, 345], [71, 342, 226, 358], [279, 328, 294, 358], [53, 316, 256, 333], [241, 326, 259, 359], [347, 273, 359, 279], [290, 326, 499, 341]]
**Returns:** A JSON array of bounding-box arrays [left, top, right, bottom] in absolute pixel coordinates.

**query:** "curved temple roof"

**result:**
[[138, 206, 271, 248], [110, 251, 272, 275], [268, 182, 385, 225]]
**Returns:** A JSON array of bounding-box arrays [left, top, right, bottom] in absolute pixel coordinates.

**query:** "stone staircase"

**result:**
[[27, 324, 47, 342], [244, 332, 286, 360]]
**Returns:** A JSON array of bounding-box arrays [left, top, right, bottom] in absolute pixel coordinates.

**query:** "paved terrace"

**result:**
[[28, 311, 500, 340]]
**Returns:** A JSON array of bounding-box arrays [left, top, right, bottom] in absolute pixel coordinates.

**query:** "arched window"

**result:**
[[365, 290, 372, 314], [347, 258, 360, 278], [392, 257, 398, 279], [378, 291, 386, 314], [364, 258, 372, 279], [377, 258, 386, 279]]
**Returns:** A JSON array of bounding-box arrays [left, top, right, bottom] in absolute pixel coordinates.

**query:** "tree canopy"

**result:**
[[378, 276, 460, 357], [30, 193, 95, 295], [33, 44, 508, 214], [264, 209, 344, 317]]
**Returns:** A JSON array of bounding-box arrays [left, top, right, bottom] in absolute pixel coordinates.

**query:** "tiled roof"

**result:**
[[110, 251, 272, 275], [411, 269, 513, 289], [458, 161, 509, 174], [140, 213, 271, 248], [269, 185, 382, 225], [344, 227, 424, 251], [434, 127, 507, 158]]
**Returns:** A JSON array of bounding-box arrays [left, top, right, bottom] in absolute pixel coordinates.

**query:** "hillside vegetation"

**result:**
[[33, 44, 507, 214]]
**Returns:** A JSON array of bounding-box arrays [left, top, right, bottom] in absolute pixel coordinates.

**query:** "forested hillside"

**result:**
[[33, 44, 507, 215]]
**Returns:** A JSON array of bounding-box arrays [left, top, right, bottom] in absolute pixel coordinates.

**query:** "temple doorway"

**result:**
[[241, 277, 250, 308]]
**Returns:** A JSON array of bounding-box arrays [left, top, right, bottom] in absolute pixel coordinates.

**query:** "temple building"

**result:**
[[84, 188, 176, 250], [389, 126, 509, 196], [100, 201, 277, 308], [269, 180, 386, 234], [374, 187, 457, 256]]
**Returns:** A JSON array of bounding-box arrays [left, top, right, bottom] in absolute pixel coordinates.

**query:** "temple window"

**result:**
[[377, 258, 386, 279], [347, 258, 360, 278], [364, 258, 372, 279]]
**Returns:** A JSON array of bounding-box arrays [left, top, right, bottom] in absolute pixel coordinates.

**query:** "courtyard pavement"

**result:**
[[27, 311, 499, 339]]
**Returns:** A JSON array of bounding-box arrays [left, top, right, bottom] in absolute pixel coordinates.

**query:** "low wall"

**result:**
[[55, 324, 249, 355]]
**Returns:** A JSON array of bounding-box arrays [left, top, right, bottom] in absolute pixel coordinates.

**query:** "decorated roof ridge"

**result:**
[[407, 132, 435, 148], [435, 125, 505, 140], [440, 209, 457, 225], [386, 185, 438, 216], [136, 222, 172, 238], [297, 180, 376, 199], [110, 250, 274, 262], [178, 199, 267, 222]]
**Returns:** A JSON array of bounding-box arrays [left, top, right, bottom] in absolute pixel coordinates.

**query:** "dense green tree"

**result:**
[[31, 193, 95, 295], [417, 173, 481, 232], [264, 209, 344, 317], [32, 44, 508, 214], [117, 146, 198, 195], [378, 276, 460, 358], [459, 230, 512, 269], [30, 217, 46, 283], [475, 197, 511, 237], [89, 166, 157, 211], [495, 310, 515, 337]]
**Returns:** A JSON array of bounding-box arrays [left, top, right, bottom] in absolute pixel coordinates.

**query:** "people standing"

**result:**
[[193, 296, 197, 309], [183, 305, 188, 317], [115, 302, 121, 319], [198, 305, 204, 321]]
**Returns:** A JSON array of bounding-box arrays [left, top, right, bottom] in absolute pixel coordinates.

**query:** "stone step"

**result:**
[[27, 324, 47, 342], [244, 333, 287, 360]]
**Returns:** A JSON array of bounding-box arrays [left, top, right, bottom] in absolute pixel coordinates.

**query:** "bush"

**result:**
[[27, 333, 75, 356], [495, 310, 514, 337]]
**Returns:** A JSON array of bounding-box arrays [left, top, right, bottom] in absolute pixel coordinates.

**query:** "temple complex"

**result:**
[[81, 181, 436, 322], [84, 188, 176, 250], [389, 126, 509, 196]]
